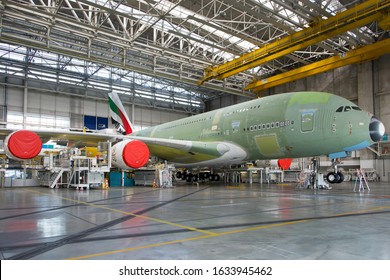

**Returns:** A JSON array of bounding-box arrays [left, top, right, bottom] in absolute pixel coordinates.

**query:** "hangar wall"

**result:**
[[0, 79, 190, 131]]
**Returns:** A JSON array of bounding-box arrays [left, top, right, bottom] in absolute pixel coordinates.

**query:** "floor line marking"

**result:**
[[68, 205, 390, 260], [68, 220, 306, 260], [24, 189, 217, 236]]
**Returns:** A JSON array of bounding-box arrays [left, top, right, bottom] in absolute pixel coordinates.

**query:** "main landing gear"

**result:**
[[175, 170, 220, 182], [326, 158, 344, 184]]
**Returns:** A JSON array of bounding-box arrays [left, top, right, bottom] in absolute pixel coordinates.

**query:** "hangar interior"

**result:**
[[0, 0, 390, 260]]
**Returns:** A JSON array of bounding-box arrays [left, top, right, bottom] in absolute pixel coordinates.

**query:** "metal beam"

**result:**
[[246, 38, 390, 93], [199, 0, 390, 84]]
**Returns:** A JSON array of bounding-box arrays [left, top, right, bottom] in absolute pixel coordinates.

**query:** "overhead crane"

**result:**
[[198, 0, 390, 85], [246, 38, 390, 93]]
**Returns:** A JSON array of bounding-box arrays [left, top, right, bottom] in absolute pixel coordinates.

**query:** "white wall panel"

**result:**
[[40, 93, 56, 115], [141, 108, 152, 123], [170, 112, 186, 121], [28, 92, 41, 109], [83, 100, 96, 116], [160, 111, 171, 123], [7, 88, 23, 111], [96, 101, 108, 117], [70, 97, 83, 115], [151, 110, 161, 125], [56, 95, 70, 113]]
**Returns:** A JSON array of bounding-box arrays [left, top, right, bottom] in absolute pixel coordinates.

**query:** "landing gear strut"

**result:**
[[309, 157, 330, 189]]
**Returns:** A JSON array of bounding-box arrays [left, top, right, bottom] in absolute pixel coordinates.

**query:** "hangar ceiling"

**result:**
[[0, 0, 388, 113]]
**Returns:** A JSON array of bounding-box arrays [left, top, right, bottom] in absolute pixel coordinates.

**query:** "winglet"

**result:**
[[108, 92, 134, 135]]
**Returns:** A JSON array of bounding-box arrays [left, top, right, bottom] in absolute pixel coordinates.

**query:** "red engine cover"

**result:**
[[111, 139, 150, 169], [5, 130, 42, 160], [122, 140, 150, 168], [278, 158, 293, 170]]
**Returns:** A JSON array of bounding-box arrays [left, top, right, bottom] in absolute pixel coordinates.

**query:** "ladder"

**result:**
[[49, 169, 69, 189], [354, 169, 370, 192]]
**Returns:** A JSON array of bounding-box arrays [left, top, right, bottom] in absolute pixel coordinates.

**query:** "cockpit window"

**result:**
[[336, 106, 362, 113]]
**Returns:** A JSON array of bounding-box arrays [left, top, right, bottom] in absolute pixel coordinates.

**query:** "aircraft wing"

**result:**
[[0, 128, 247, 167], [130, 136, 248, 166], [0, 128, 119, 147]]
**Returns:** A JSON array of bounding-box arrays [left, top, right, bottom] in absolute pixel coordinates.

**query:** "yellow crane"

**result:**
[[199, 0, 390, 85], [246, 38, 390, 93]]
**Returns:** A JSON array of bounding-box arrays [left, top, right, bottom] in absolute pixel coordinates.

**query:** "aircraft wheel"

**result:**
[[214, 174, 220, 181], [186, 173, 193, 182], [176, 171, 182, 179], [181, 173, 187, 180], [326, 172, 340, 184], [336, 172, 344, 183], [192, 175, 198, 182]]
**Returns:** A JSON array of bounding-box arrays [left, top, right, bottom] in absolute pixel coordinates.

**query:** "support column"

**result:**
[[132, 102, 135, 127], [23, 80, 28, 129], [357, 61, 376, 161], [357, 61, 374, 114]]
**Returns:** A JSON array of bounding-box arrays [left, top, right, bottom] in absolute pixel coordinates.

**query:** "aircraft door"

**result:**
[[301, 110, 315, 132]]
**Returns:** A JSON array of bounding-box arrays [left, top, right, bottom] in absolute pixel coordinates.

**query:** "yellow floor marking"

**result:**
[[334, 205, 390, 217], [276, 183, 292, 187], [68, 220, 306, 260], [24, 188, 217, 236], [24, 188, 390, 260], [69, 204, 390, 260]]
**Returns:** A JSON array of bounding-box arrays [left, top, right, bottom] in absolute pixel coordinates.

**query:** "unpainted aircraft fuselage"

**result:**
[[135, 91, 384, 166]]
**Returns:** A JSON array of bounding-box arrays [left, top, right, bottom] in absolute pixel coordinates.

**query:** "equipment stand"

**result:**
[[354, 169, 370, 192]]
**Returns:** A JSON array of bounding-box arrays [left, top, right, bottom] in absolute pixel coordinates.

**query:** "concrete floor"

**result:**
[[1, 182, 390, 260]]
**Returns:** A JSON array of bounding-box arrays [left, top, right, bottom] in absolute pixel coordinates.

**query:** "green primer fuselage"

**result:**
[[134, 91, 376, 164]]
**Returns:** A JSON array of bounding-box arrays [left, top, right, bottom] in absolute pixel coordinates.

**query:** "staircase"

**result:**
[[39, 169, 70, 188]]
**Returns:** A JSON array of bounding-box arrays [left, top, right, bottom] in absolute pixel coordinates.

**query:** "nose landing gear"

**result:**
[[326, 171, 344, 184], [326, 159, 344, 184]]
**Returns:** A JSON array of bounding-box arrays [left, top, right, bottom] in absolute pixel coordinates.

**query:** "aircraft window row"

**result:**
[[165, 117, 210, 130], [244, 120, 294, 132], [336, 106, 362, 112], [223, 105, 261, 117]]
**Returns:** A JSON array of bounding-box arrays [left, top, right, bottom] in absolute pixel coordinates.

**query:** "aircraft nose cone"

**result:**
[[369, 116, 385, 142]]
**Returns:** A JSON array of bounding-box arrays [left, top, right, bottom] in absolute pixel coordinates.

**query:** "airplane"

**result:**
[[0, 91, 385, 184]]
